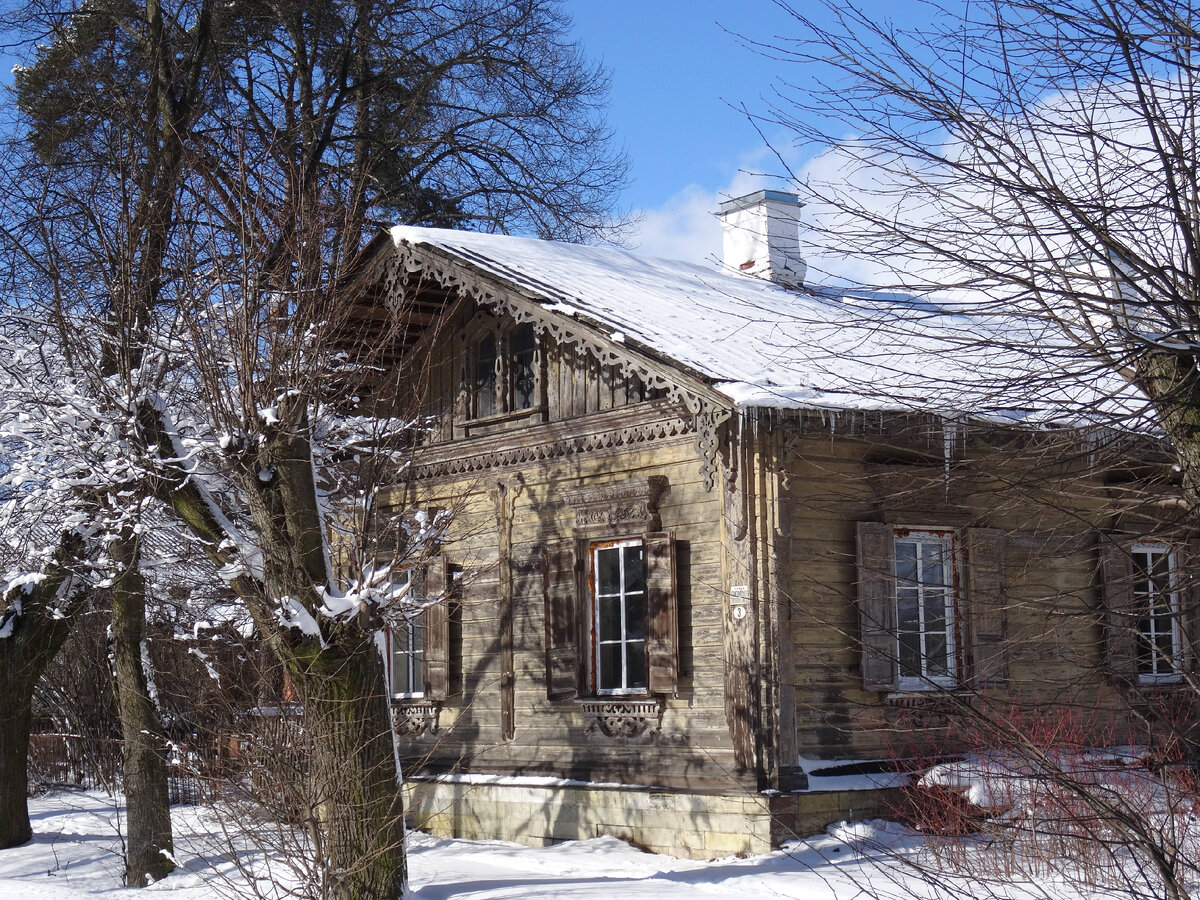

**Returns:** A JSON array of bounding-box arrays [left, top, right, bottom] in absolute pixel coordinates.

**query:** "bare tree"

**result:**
[[745, 2, 1200, 897], [1, 1, 625, 894], [754, 0, 1200, 459]]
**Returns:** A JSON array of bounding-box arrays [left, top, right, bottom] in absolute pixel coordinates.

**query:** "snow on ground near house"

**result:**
[[0, 791, 1066, 899], [390, 226, 1139, 424]]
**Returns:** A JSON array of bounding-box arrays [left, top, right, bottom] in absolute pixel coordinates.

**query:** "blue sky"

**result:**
[[566, 0, 913, 266]]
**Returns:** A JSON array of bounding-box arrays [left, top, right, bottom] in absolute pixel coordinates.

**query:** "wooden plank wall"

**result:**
[[776, 425, 1183, 762], [387, 300, 748, 793], [401, 435, 745, 792]]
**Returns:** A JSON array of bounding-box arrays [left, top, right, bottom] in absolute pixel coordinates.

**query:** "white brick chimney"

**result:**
[[718, 190, 806, 287]]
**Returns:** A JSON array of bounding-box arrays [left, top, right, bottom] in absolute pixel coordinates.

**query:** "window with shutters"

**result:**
[[1131, 542, 1182, 683], [856, 522, 1005, 693], [542, 528, 678, 702], [384, 559, 450, 702]]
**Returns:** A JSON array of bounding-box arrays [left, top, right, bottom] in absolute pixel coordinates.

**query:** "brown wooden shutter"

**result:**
[[856, 521, 897, 691], [1101, 536, 1137, 683], [1182, 540, 1200, 676], [965, 527, 1008, 689], [542, 541, 581, 700], [422, 556, 450, 700], [644, 532, 679, 696], [1171, 540, 1200, 681]]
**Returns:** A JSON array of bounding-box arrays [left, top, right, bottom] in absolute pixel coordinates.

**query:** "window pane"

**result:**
[[924, 590, 947, 633], [476, 333, 497, 417], [599, 596, 621, 642], [921, 543, 944, 588], [599, 644, 622, 691], [925, 632, 949, 676], [511, 324, 536, 410], [898, 629, 922, 677], [623, 545, 644, 593], [895, 541, 918, 584], [625, 592, 645, 640], [512, 323, 535, 354], [896, 589, 920, 630], [626, 641, 646, 689], [1152, 551, 1171, 584], [597, 547, 620, 595]]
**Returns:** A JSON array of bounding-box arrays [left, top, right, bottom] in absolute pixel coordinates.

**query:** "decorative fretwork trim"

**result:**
[[391, 701, 440, 737], [391, 240, 733, 489], [411, 410, 694, 481], [578, 698, 663, 742]]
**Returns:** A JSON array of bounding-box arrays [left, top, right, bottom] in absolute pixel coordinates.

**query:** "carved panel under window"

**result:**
[[391, 701, 440, 737], [579, 698, 662, 741]]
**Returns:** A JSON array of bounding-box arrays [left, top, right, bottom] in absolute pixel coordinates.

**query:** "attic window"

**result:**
[[470, 322, 540, 421], [475, 332, 498, 418]]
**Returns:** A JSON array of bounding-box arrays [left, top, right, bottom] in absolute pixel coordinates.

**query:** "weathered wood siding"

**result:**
[[386, 299, 748, 792], [772, 414, 1193, 761]]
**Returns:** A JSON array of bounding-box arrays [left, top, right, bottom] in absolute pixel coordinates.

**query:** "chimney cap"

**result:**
[[718, 189, 802, 215]]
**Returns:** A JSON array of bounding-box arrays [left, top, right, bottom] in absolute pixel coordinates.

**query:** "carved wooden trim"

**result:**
[[389, 239, 733, 489], [578, 698, 663, 741], [409, 404, 695, 481], [882, 693, 970, 730], [563, 476, 666, 532], [390, 701, 440, 736]]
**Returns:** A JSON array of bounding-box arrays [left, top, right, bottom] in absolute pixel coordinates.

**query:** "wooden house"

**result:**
[[347, 191, 1196, 858]]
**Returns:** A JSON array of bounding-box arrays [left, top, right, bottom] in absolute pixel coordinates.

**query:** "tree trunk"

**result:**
[[109, 531, 174, 887], [139, 399, 407, 896], [1137, 348, 1200, 517], [0, 675, 36, 848], [295, 635, 406, 900], [0, 532, 88, 848]]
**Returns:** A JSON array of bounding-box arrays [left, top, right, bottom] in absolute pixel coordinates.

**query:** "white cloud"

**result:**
[[625, 150, 781, 268], [625, 185, 722, 267]]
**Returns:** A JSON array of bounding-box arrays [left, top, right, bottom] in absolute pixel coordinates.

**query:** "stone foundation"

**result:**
[[403, 776, 905, 859]]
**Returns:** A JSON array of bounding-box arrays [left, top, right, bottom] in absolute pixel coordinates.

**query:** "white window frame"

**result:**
[[1132, 541, 1182, 685], [893, 528, 958, 691], [388, 569, 424, 699], [389, 617, 425, 699], [591, 537, 648, 696]]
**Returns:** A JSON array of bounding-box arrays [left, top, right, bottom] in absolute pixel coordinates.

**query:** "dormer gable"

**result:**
[[347, 231, 734, 489]]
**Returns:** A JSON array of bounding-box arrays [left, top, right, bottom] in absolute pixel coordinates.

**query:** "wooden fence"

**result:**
[[27, 733, 219, 804]]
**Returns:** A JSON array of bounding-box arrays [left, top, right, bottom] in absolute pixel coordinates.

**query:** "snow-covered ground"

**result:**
[[0, 791, 961, 899]]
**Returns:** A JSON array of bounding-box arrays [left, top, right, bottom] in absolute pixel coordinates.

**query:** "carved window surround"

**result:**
[[461, 405, 544, 437], [578, 698, 663, 741], [386, 242, 732, 489], [563, 476, 667, 535], [390, 701, 441, 737]]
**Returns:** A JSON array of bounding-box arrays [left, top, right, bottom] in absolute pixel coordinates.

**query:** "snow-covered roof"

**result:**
[[390, 226, 1136, 423]]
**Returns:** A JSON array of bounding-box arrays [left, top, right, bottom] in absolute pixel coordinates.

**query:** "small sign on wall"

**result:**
[[730, 584, 750, 620]]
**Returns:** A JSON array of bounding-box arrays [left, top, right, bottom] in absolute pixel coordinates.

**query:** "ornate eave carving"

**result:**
[[389, 241, 733, 489], [410, 403, 693, 481], [563, 476, 666, 532]]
